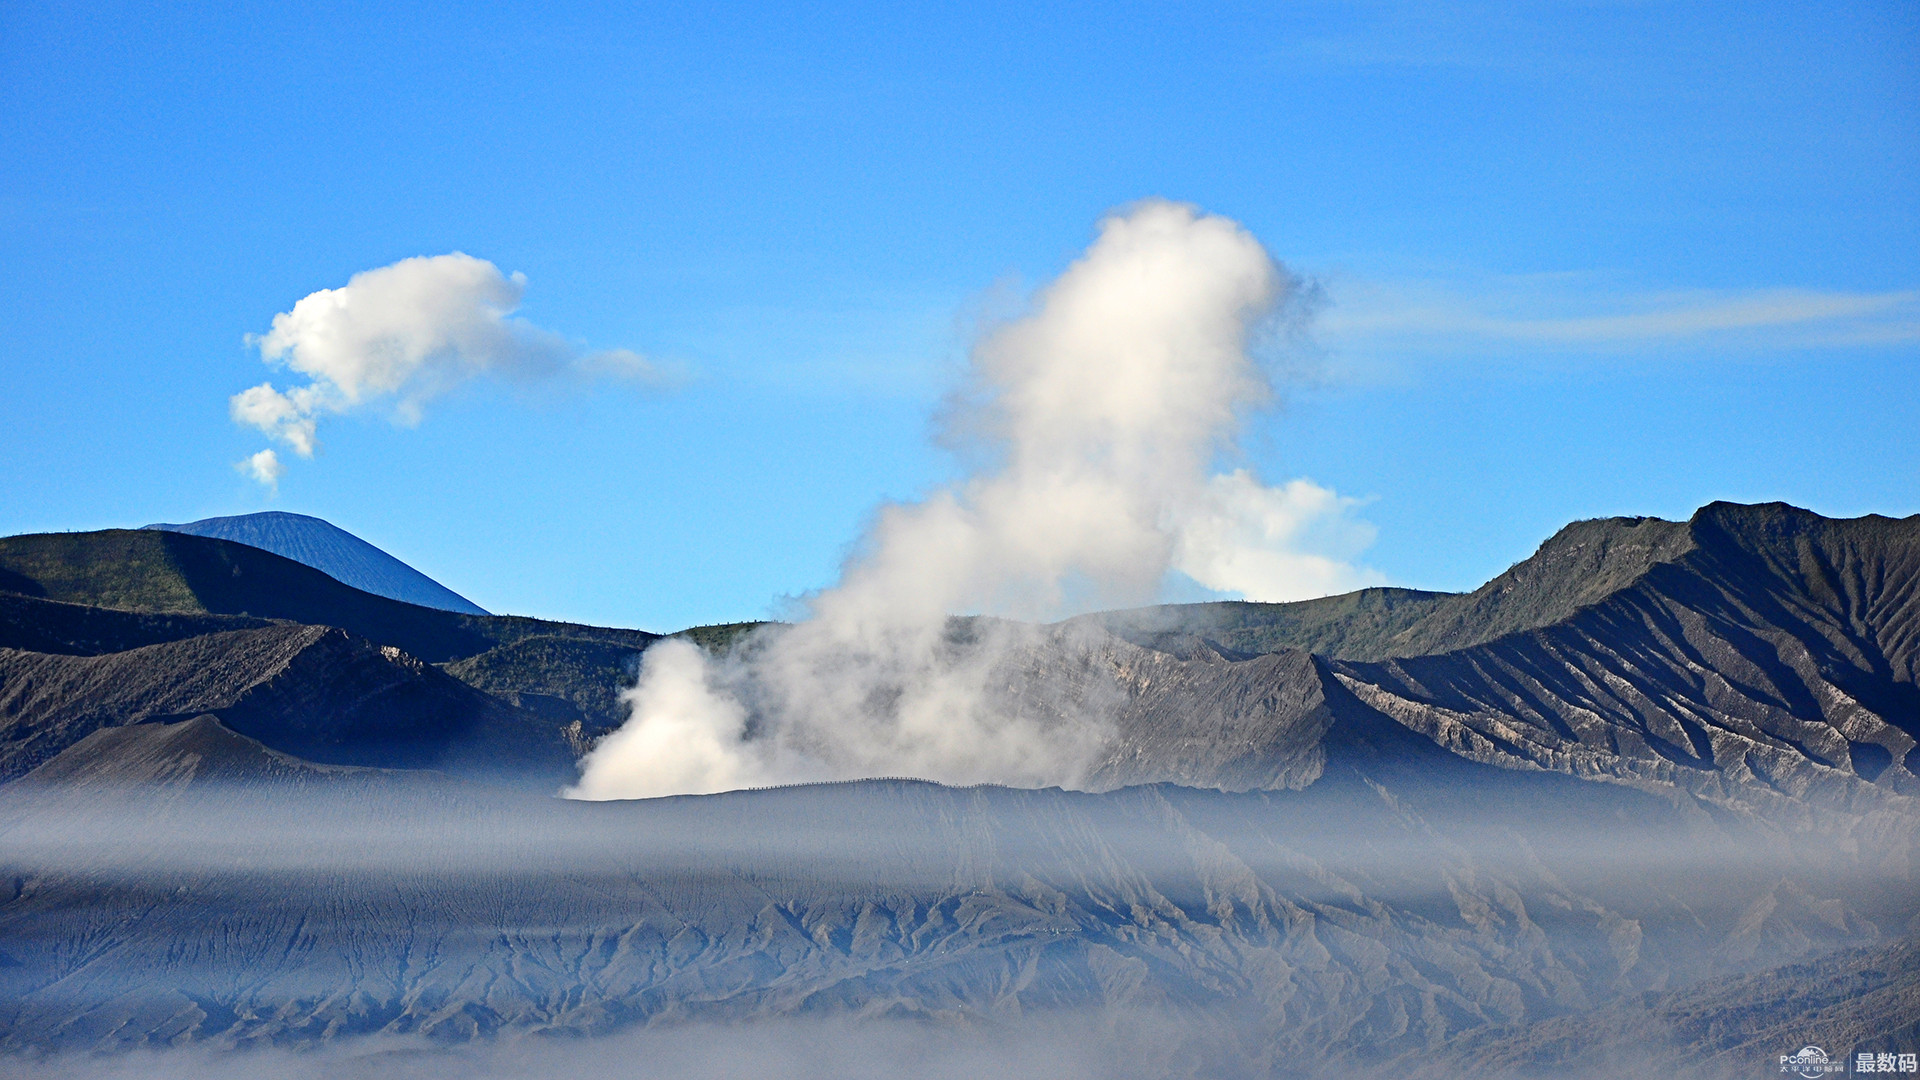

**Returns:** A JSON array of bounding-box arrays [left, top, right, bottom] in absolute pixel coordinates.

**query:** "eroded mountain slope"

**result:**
[[1324, 504, 1920, 809], [0, 529, 658, 746], [17, 713, 410, 790], [1040, 504, 1920, 820], [0, 626, 571, 782]]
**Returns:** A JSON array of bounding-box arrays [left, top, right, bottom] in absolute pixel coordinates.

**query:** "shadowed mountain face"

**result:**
[[1324, 503, 1920, 805], [1, 502, 1917, 1075], [1068, 503, 1920, 812], [15, 714, 401, 789], [0, 589, 273, 657], [0, 624, 575, 784], [0, 529, 655, 664], [145, 511, 490, 615], [0, 529, 657, 747]]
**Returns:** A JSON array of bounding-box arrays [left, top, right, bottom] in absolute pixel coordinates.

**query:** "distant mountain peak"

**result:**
[[143, 512, 488, 615]]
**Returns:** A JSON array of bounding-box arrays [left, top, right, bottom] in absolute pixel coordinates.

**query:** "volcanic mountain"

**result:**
[[0, 502, 1914, 1076], [1079, 501, 1920, 808], [145, 510, 489, 614], [0, 527, 656, 779]]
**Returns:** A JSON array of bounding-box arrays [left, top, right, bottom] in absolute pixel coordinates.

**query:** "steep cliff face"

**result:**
[[1076, 504, 1920, 816], [1321, 504, 1920, 809], [1091, 645, 1338, 791]]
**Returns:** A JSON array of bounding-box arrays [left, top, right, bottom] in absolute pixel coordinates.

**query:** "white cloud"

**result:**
[[1484, 288, 1920, 344], [1319, 274, 1920, 362], [1173, 471, 1387, 601], [235, 448, 285, 490], [229, 383, 321, 457], [230, 253, 672, 480]]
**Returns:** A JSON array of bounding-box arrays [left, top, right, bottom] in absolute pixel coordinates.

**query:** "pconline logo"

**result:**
[[1781, 1046, 1843, 1077]]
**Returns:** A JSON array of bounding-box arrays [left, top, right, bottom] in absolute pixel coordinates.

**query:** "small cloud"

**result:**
[[1492, 288, 1920, 344], [229, 253, 670, 467], [237, 448, 285, 490], [230, 384, 320, 457], [1172, 471, 1387, 602], [1319, 272, 1920, 366], [573, 347, 688, 387]]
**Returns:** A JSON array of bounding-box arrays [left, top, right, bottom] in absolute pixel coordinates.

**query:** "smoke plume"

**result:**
[[230, 253, 671, 479], [572, 200, 1381, 800]]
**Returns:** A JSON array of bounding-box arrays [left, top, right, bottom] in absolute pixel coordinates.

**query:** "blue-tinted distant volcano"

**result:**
[[144, 511, 488, 615]]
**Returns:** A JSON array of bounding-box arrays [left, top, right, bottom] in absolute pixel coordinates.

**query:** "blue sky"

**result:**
[[3, 0, 1915, 631]]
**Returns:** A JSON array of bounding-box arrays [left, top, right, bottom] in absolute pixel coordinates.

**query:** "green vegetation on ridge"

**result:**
[[1083, 587, 1453, 661], [0, 529, 661, 735]]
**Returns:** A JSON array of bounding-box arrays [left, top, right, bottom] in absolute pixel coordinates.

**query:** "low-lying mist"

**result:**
[[3, 775, 1910, 1079], [0, 780, 1899, 887], [570, 201, 1382, 800], [4, 1014, 1203, 1080], [3, 1009, 1807, 1080]]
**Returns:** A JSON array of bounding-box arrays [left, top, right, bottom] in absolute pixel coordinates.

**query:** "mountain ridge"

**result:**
[[6, 501, 1917, 809], [0, 623, 574, 783], [2, 500, 1917, 1070], [0, 528, 659, 739], [144, 510, 490, 615]]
